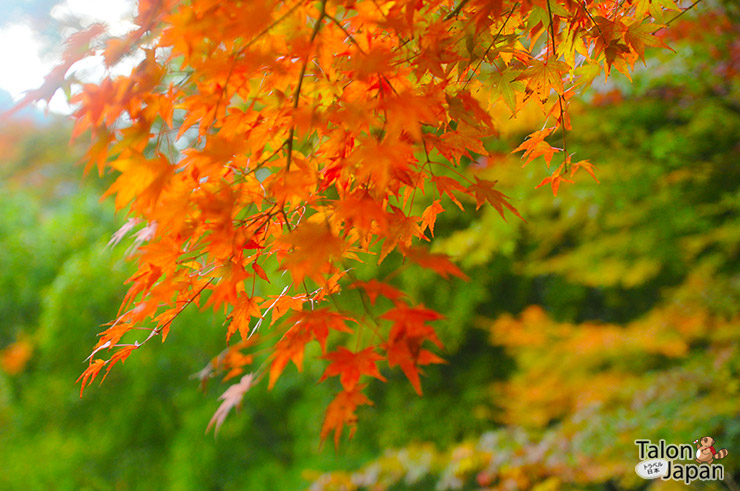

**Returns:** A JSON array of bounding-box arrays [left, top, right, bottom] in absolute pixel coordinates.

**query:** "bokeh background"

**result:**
[[1, 1, 740, 490]]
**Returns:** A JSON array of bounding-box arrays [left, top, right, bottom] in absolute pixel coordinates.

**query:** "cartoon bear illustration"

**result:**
[[695, 436, 729, 464]]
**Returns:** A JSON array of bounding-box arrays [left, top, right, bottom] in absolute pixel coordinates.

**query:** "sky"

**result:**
[[0, 0, 135, 113]]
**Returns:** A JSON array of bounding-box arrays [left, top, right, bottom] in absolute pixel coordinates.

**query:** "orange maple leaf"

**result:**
[[76, 359, 107, 397], [349, 279, 406, 305], [319, 346, 387, 390], [512, 127, 559, 166], [381, 305, 446, 395], [570, 159, 599, 183], [536, 166, 574, 196], [403, 246, 469, 281], [268, 308, 355, 389], [420, 200, 445, 237], [277, 222, 344, 285], [227, 294, 263, 343], [268, 327, 312, 389], [320, 385, 373, 448], [518, 58, 570, 102], [431, 175, 470, 211], [468, 176, 526, 222]]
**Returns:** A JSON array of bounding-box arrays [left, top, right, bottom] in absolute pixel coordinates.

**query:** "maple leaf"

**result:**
[[378, 205, 425, 264], [518, 58, 570, 103], [490, 68, 525, 113], [381, 305, 446, 395], [348, 136, 416, 193], [385, 341, 446, 396], [320, 385, 373, 448], [268, 308, 354, 389], [63, 23, 106, 61], [403, 246, 469, 280], [268, 327, 312, 389], [102, 153, 174, 211], [287, 308, 354, 354], [421, 200, 445, 237], [105, 345, 137, 372], [227, 294, 263, 343], [4, 63, 70, 120], [624, 22, 673, 65], [603, 42, 633, 79], [431, 175, 470, 211], [570, 160, 599, 183], [206, 261, 251, 313], [439, 123, 492, 162], [536, 166, 574, 196], [260, 293, 308, 325], [3, 24, 107, 120], [76, 359, 107, 397], [513, 127, 559, 167], [193, 339, 259, 390], [277, 222, 345, 286], [319, 347, 386, 390], [207, 373, 256, 434], [468, 177, 526, 222], [349, 279, 406, 305], [446, 90, 494, 129]]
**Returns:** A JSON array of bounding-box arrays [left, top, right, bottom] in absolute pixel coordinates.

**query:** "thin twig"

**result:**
[[546, 0, 569, 171], [462, 5, 519, 90], [444, 0, 472, 20], [326, 13, 366, 55], [142, 278, 214, 345], [665, 0, 704, 26], [581, 0, 606, 42], [243, 1, 303, 51], [250, 284, 291, 337], [286, 0, 327, 172]]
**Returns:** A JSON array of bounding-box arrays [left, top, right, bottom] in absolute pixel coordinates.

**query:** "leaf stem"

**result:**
[[546, 0, 569, 172]]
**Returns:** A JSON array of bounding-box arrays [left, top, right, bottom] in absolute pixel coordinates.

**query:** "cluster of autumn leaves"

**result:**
[[12, 0, 684, 444]]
